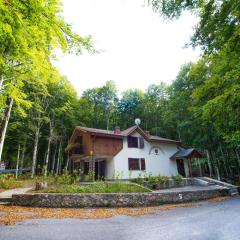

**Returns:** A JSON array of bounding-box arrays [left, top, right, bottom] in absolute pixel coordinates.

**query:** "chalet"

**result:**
[[69, 123, 201, 179]]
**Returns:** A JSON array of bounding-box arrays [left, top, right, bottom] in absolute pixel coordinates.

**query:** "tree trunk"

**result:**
[[19, 141, 26, 175], [31, 125, 40, 178], [51, 142, 58, 174], [0, 76, 3, 91], [15, 144, 21, 179], [235, 149, 240, 167], [188, 158, 193, 177], [56, 139, 62, 175], [106, 112, 110, 131], [65, 152, 70, 171], [206, 149, 213, 177], [0, 98, 14, 162], [220, 145, 229, 177], [44, 122, 53, 177], [197, 158, 202, 176], [212, 151, 221, 180]]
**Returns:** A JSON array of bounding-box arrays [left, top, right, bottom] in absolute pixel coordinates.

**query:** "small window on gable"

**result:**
[[127, 136, 138, 148]]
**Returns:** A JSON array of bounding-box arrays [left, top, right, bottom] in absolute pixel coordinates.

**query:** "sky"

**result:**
[[55, 0, 201, 95]]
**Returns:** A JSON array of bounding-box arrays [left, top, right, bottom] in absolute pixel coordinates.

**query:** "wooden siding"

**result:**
[[70, 130, 93, 156], [93, 136, 123, 156], [69, 129, 123, 157]]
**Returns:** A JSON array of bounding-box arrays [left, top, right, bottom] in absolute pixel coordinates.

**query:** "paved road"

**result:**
[[0, 197, 239, 240]]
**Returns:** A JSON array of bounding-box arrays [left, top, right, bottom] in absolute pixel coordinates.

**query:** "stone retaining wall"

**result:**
[[12, 188, 229, 208]]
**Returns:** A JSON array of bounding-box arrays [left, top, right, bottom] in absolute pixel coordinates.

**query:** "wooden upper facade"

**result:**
[[68, 125, 181, 162]]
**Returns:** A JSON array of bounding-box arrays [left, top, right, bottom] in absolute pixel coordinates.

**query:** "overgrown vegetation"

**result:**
[[131, 174, 183, 189], [36, 182, 151, 193], [0, 174, 23, 190], [0, 0, 239, 185]]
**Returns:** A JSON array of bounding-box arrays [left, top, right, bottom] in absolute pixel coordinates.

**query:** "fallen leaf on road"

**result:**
[[0, 199, 223, 225]]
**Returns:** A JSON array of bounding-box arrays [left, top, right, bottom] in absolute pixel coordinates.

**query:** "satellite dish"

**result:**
[[135, 118, 141, 125]]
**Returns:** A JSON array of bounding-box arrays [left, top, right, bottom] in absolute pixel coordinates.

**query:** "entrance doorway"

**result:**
[[176, 159, 186, 177], [95, 160, 106, 180]]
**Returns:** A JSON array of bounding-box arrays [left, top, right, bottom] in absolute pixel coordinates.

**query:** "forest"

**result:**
[[0, 0, 239, 183]]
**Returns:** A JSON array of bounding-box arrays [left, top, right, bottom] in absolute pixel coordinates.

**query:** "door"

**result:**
[[95, 160, 106, 180], [176, 159, 186, 177]]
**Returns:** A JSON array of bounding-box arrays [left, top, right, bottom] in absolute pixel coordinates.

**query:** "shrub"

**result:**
[[130, 172, 146, 185], [51, 169, 83, 184], [84, 170, 95, 182], [37, 182, 150, 193], [0, 174, 23, 189], [172, 174, 183, 184]]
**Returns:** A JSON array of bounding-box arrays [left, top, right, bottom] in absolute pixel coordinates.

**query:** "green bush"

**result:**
[[0, 174, 23, 190], [37, 182, 150, 193], [84, 170, 95, 182], [51, 170, 83, 185], [172, 174, 183, 184]]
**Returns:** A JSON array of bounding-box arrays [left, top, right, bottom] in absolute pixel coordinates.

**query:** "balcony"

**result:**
[[73, 147, 84, 155]]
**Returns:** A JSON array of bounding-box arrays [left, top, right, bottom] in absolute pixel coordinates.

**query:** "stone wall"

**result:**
[[12, 188, 229, 208]]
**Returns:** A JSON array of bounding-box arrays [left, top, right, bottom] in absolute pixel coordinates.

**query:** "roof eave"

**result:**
[[90, 133, 124, 139], [149, 139, 181, 145]]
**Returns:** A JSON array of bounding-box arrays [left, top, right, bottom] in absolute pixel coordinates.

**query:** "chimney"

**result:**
[[114, 126, 121, 134]]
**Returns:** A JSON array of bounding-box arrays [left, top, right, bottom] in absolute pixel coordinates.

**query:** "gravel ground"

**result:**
[[0, 197, 239, 240]]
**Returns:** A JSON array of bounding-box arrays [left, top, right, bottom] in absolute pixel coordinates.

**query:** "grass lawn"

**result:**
[[36, 182, 151, 193]]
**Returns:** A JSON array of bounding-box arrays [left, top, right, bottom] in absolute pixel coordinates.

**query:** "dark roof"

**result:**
[[75, 125, 180, 144], [170, 148, 203, 160], [121, 126, 138, 135], [149, 135, 180, 143], [76, 127, 116, 135]]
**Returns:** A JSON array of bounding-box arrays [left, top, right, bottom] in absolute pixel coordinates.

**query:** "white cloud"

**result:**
[[55, 0, 201, 95]]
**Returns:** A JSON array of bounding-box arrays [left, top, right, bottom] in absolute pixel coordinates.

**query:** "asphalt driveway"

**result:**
[[0, 197, 239, 240]]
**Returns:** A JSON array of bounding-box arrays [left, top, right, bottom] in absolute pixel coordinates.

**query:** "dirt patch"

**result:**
[[0, 203, 197, 225], [0, 196, 231, 225], [208, 196, 229, 203]]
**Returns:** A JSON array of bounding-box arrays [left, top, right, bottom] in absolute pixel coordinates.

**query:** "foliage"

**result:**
[[0, 0, 239, 184], [0, 174, 23, 189], [172, 174, 183, 184], [37, 182, 151, 193], [147, 0, 240, 182], [84, 170, 95, 182]]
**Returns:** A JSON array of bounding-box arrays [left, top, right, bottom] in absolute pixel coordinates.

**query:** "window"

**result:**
[[139, 137, 144, 149], [128, 158, 146, 171], [141, 158, 146, 170], [128, 158, 140, 170], [75, 136, 83, 144], [127, 136, 138, 148], [127, 136, 145, 148]]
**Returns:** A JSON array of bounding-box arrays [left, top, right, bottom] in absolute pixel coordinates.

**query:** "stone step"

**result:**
[[0, 201, 11, 205], [229, 188, 239, 196], [0, 197, 12, 203], [198, 177, 239, 196]]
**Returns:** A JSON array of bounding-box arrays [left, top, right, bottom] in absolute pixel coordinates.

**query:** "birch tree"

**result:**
[[0, 0, 92, 164]]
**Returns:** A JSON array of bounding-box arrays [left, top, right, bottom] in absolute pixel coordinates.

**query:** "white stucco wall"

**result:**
[[105, 158, 115, 179], [111, 131, 180, 179]]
